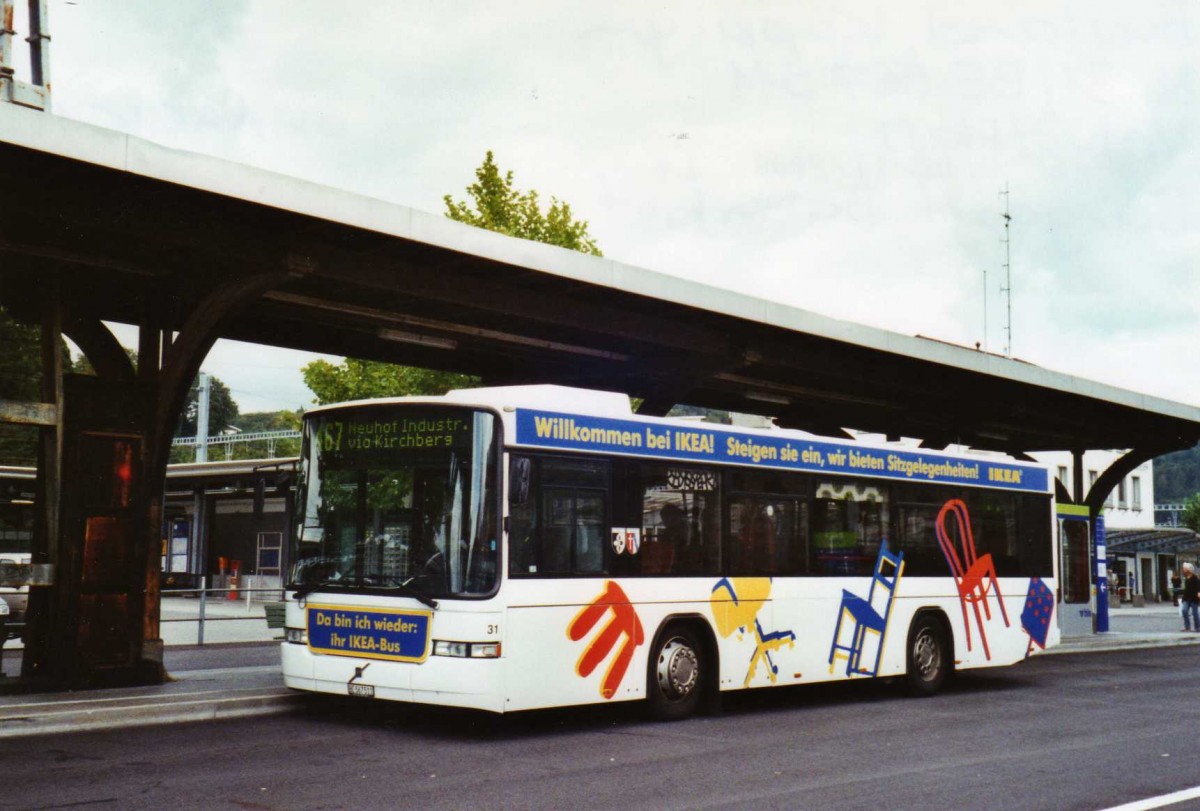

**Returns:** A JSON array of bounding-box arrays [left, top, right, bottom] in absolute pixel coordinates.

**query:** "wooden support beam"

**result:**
[[0, 398, 57, 426]]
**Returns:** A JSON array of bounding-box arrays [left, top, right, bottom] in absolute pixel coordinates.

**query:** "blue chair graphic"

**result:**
[[828, 540, 905, 678]]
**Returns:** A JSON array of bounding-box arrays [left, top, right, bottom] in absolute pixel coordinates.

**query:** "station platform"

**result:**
[[1051, 602, 1200, 654], [0, 603, 1195, 739]]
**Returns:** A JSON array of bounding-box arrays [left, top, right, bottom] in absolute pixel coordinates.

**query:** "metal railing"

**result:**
[[161, 581, 285, 645]]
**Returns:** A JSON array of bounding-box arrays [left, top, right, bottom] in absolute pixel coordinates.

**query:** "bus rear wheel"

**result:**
[[648, 626, 703, 721], [906, 615, 950, 696]]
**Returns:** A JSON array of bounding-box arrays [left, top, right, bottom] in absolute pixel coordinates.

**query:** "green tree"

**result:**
[[1155, 446, 1200, 502], [228, 410, 302, 460], [302, 358, 477, 405], [300, 153, 603, 405], [168, 375, 242, 463], [443, 151, 603, 256], [236, 410, 302, 434], [1183, 493, 1200, 534], [0, 308, 44, 466], [177, 375, 239, 438]]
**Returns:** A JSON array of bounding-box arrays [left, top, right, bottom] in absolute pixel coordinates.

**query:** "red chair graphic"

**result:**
[[936, 499, 1009, 660]]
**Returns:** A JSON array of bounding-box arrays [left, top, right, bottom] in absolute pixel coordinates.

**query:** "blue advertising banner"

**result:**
[[306, 604, 432, 662], [514, 409, 1049, 493]]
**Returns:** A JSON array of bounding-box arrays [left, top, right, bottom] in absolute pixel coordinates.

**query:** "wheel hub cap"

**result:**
[[914, 630, 940, 680], [657, 638, 698, 699]]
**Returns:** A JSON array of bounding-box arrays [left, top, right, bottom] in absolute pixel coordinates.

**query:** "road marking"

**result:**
[[1099, 786, 1200, 811]]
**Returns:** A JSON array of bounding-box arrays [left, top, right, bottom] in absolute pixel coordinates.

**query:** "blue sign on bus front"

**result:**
[[514, 409, 1049, 494], [306, 604, 432, 662]]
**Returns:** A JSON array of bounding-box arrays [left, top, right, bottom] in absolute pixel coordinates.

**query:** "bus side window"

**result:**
[[570, 492, 605, 574], [1017, 494, 1053, 576], [892, 484, 955, 577], [508, 455, 538, 575], [812, 479, 887, 577], [510, 456, 609, 577], [510, 456, 531, 505], [638, 464, 719, 576], [963, 490, 1019, 574], [729, 497, 809, 576]]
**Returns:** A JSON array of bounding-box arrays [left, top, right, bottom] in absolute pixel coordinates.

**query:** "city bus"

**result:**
[[280, 385, 1057, 719]]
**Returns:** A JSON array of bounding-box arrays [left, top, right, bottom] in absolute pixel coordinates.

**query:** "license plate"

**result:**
[[347, 683, 375, 698]]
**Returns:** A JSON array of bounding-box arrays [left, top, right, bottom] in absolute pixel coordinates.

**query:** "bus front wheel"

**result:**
[[906, 615, 950, 696], [647, 626, 703, 721]]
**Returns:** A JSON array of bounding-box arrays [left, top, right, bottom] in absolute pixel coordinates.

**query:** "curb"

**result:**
[[1045, 635, 1200, 656], [0, 686, 303, 738]]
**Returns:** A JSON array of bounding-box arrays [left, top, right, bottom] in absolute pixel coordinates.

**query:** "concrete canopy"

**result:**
[[1107, 529, 1200, 556], [3, 104, 1200, 457]]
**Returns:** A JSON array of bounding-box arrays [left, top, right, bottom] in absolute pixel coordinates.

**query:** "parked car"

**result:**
[[0, 554, 29, 641]]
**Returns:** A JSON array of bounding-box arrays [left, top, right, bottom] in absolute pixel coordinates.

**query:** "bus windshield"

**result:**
[[288, 405, 500, 599]]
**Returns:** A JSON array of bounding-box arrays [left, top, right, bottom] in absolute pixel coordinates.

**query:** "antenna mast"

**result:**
[[982, 267, 988, 353], [999, 183, 1012, 357]]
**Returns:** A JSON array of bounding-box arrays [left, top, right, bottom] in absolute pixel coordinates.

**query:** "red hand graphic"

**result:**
[[568, 581, 645, 699]]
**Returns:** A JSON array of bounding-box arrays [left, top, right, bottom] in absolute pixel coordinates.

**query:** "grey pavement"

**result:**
[[1050, 601, 1200, 653], [0, 600, 1195, 739], [0, 595, 294, 738], [158, 592, 284, 646]]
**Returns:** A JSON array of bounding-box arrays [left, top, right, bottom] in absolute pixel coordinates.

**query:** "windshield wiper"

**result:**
[[384, 579, 438, 610], [290, 576, 438, 609]]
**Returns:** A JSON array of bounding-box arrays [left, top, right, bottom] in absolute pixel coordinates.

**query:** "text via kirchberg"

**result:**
[[318, 416, 468, 454]]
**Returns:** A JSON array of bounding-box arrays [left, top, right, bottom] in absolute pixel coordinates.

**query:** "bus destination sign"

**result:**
[[306, 604, 432, 663], [311, 408, 473, 468]]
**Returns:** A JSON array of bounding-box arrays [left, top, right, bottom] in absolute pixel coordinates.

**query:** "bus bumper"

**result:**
[[281, 642, 507, 713]]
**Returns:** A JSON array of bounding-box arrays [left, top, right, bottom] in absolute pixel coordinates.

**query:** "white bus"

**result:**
[[281, 385, 1057, 719]]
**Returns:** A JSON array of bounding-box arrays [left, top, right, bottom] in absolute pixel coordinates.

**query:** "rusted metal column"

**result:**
[[137, 316, 165, 681]]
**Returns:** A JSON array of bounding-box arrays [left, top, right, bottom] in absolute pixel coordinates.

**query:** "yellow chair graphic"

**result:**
[[711, 578, 796, 687]]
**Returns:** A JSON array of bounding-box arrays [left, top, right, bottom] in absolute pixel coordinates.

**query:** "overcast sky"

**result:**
[[19, 1, 1200, 414]]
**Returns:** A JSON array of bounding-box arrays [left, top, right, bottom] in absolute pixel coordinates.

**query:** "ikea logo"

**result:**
[[988, 468, 1023, 484]]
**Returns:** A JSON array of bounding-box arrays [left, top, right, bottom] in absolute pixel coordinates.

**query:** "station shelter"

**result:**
[[0, 461, 292, 599], [1105, 528, 1200, 606], [159, 459, 294, 597]]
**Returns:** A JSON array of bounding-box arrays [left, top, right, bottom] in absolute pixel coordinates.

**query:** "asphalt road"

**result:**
[[5, 646, 1200, 811]]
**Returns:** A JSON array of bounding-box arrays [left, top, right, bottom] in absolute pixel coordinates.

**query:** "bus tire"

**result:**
[[647, 625, 704, 721], [905, 614, 950, 697]]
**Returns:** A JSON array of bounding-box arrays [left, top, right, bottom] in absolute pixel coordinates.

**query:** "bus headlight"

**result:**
[[433, 640, 501, 659], [285, 627, 307, 645], [433, 641, 468, 658]]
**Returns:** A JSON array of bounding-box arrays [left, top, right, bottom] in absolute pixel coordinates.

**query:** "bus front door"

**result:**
[[1058, 508, 1094, 636]]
